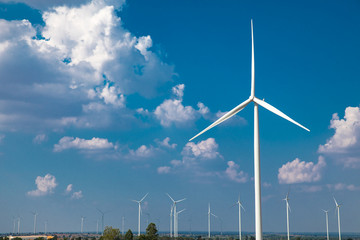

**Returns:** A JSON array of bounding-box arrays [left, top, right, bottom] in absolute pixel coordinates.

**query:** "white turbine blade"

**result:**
[[166, 193, 175, 203], [253, 97, 310, 132], [288, 202, 291, 213], [211, 213, 218, 218], [240, 204, 246, 212], [251, 19, 255, 98], [132, 200, 140, 203], [176, 198, 186, 203], [178, 209, 186, 214], [333, 196, 338, 207], [189, 98, 252, 141], [96, 208, 104, 214], [140, 193, 148, 202]]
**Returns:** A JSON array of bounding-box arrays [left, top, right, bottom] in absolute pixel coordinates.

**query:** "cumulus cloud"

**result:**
[[157, 137, 177, 149], [318, 106, 360, 168], [319, 107, 360, 153], [128, 145, 154, 158], [27, 174, 57, 196], [71, 190, 83, 199], [278, 156, 326, 184], [181, 138, 221, 163], [225, 161, 248, 183], [157, 166, 171, 174], [54, 136, 114, 152], [65, 184, 73, 193], [33, 134, 47, 144], [154, 84, 210, 127], [0, 0, 174, 132]]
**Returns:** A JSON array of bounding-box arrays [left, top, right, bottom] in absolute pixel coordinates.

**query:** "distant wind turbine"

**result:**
[[334, 197, 342, 240], [12, 217, 16, 234], [44, 221, 48, 235], [208, 203, 218, 238], [322, 209, 329, 240], [169, 205, 173, 237], [97, 208, 110, 233], [132, 193, 148, 236], [176, 209, 186, 236], [283, 192, 291, 240], [122, 216, 125, 235], [167, 193, 186, 237], [32, 211, 38, 234], [17, 216, 21, 234], [233, 195, 245, 240], [81, 216, 86, 233], [189, 19, 309, 240]]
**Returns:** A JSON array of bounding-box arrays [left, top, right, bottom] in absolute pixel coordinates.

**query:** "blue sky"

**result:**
[[0, 0, 359, 235]]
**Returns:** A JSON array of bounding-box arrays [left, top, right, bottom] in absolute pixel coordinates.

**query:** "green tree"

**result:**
[[139, 235, 146, 240], [34, 238, 45, 240], [124, 229, 134, 240], [101, 226, 121, 240], [145, 223, 158, 240]]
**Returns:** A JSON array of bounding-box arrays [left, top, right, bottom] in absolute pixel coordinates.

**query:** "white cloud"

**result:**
[[182, 138, 221, 163], [225, 161, 248, 183], [0, 0, 174, 132], [154, 84, 211, 127], [27, 174, 57, 197], [99, 83, 125, 107], [154, 99, 197, 127], [318, 106, 360, 168], [33, 134, 47, 144], [319, 107, 360, 153], [278, 156, 326, 184], [71, 190, 83, 199], [157, 137, 177, 149], [54, 136, 114, 152], [263, 182, 272, 188], [128, 145, 154, 158], [157, 166, 171, 174], [172, 84, 185, 99], [327, 183, 360, 191], [65, 184, 73, 194]]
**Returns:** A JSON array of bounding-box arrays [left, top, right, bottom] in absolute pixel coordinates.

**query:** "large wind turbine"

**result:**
[[167, 193, 186, 237], [283, 192, 291, 240], [132, 193, 148, 236], [189, 20, 309, 240], [334, 197, 342, 240], [32, 211, 38, 234], [322, 209, 329, 240], [208, 203, 218, 238], [233, 196, 245, 240]]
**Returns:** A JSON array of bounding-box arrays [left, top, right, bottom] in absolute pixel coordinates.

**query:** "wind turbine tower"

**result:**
[[169, 205, 173, 237], [233, 196, 245, 240], [167, 193, 186, 237], [283, 192, 291, 240], [334, 197, 342, 240], [132, 193, 148, 236], [17, 217, 21, 234], [32, 211, 38, 234], [44, 221, 47, 235], [189, 19, 310, 240], [97, 208, 107, 233], [208, 203, 218, 238], [322, 210, 329, 240], [81, 216, 86, 233]]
